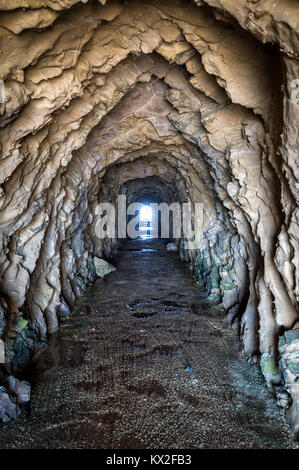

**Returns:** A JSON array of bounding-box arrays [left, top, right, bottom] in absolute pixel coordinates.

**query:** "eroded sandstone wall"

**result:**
[[0, 0, 298, 435]]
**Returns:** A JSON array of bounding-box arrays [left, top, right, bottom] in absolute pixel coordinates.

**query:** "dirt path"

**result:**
[[0, 239, 296, 449]]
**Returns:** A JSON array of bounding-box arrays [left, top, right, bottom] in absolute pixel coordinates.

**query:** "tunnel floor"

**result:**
[[0, 239, 296, 449]]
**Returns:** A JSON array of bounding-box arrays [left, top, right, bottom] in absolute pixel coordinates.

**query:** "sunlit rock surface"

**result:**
[[0, 0, 298, 436]]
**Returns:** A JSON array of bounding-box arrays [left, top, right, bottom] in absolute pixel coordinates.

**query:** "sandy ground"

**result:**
[[0, 239, 297, 449]]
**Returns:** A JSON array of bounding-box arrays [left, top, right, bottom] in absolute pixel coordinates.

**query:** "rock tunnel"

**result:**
[[0, 0, 298, 448]]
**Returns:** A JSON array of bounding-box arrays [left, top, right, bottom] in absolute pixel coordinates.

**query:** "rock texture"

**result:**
[[0, 375, 30, 423], [0, 0, 298, 436], [0, 239, 297, 449]]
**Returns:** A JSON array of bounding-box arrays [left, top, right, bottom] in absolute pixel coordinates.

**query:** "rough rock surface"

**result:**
[[0, 239, 297, 448], [93, 258, 116, 278], [279, 329, 299, 439], [0, 387, 20, 423], [0, 0, 298, 437], [6, 375, 31, 404], [0, 374, 31, 423]]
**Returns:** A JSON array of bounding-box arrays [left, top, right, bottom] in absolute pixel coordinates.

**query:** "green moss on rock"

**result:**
[[260, 354, 282, 387], [16, 317, 28, 331], [220, 279, 235, 290]]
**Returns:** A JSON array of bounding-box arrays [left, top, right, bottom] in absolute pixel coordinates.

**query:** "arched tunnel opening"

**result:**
[[0, 0, 298, 450], [138, 204, 153, 239]]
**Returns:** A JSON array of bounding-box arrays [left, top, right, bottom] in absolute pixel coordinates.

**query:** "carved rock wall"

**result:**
[[0, 0, 298, 435]]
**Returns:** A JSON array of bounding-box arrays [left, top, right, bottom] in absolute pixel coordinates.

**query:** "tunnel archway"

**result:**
[[0, 0, 298, 441]]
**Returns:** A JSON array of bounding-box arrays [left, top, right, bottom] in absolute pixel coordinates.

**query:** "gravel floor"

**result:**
[[0, 239, 297, 449]]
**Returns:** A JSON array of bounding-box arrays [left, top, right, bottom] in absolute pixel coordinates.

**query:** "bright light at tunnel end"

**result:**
[[140, 205, 153, 222], [94, 195, 204, 249]]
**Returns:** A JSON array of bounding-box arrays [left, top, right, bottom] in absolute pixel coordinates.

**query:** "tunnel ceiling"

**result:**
[[99, 156, 188, 205], [0, 0, 298, 435]]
